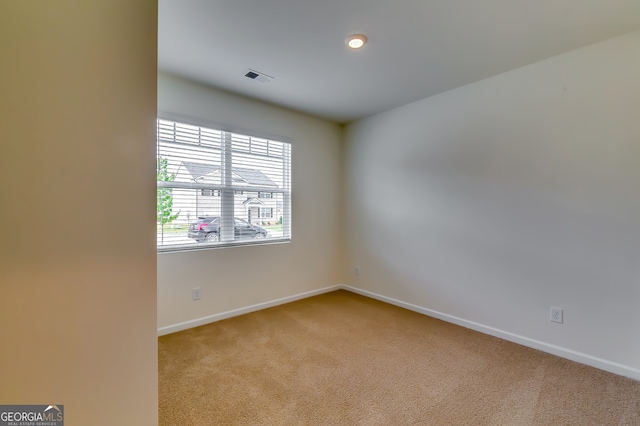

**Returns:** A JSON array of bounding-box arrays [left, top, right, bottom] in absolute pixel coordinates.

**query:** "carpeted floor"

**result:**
[[158, 290, 640, 425]]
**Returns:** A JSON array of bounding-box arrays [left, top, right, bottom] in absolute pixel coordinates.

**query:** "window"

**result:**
[[201, 189, 220, 196], [156, 118, 291, 251]]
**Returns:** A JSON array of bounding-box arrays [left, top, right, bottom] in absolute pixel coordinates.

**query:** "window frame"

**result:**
[[260, 207, 274, 219], [200, 189, 221, 197], [156, 114, 292, 253]]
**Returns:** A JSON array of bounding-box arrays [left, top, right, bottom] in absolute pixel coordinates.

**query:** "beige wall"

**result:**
[[344, 31, 640, 378], [157, 73, 344, 330], [0, 2, 158, 424]]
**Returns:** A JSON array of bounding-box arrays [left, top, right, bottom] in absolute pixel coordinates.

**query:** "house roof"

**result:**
[[233, 167, 277, 187], [243, 198, 264, 206], [181, 161, 217, 180], [181, 161, 278, 187]]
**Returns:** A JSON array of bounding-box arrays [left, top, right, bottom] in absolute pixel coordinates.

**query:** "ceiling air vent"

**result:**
[[243, 69, 273, 83]]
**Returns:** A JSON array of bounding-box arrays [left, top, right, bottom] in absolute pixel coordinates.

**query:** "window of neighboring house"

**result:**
[[156, 118, 291, 251]]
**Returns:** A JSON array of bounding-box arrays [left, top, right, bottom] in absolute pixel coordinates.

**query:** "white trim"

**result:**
[[157, 285, 342, 336], [341, 285, 640, 381], [157, 237, 290, 254]]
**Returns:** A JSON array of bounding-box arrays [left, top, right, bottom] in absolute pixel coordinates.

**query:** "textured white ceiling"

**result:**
[[158, 0, 640, 123]]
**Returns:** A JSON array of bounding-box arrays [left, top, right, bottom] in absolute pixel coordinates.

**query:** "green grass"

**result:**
[[157, 224, 189, 234], [262, 224, 282, 232]]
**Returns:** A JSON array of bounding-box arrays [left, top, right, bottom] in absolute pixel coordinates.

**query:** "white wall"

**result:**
[[344, 31, 640, 378], [157, 73, 343, 330], [0, 1, 158, 424]]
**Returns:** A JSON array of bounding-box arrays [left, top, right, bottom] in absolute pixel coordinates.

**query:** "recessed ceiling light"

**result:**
[[346, 34, 368, 49]]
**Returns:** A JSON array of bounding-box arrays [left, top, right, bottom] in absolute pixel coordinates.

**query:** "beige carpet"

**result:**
[[159, 290, 640, 425]]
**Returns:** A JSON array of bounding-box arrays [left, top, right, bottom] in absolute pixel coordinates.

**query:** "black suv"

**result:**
[[187, 216, 269, 242]]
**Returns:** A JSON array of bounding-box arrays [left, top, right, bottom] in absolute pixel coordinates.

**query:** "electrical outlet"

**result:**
[[192, 287, 201, 301], [354, 266, 360, 276], [550, 307, 563, 323]]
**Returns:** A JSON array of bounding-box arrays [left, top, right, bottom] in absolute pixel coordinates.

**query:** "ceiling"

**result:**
[[158, 0, 640, 124]]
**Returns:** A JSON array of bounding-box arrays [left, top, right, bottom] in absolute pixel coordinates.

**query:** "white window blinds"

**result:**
[[156, 119, 291, 251]]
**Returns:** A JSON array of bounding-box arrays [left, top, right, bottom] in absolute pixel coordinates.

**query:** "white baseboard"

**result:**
[[157, 283, 639, 380], [342, 285, 640, 381], [157, 285, 342, 336]]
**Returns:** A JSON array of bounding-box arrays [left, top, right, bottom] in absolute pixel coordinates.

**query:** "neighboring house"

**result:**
[[175, 161, 282, 225]]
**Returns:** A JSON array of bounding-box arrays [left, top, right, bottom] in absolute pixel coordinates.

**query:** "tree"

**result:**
[[157, 157, 180, 244]]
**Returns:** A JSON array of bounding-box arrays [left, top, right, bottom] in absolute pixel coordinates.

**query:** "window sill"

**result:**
[[157, 237, 291, 254]]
